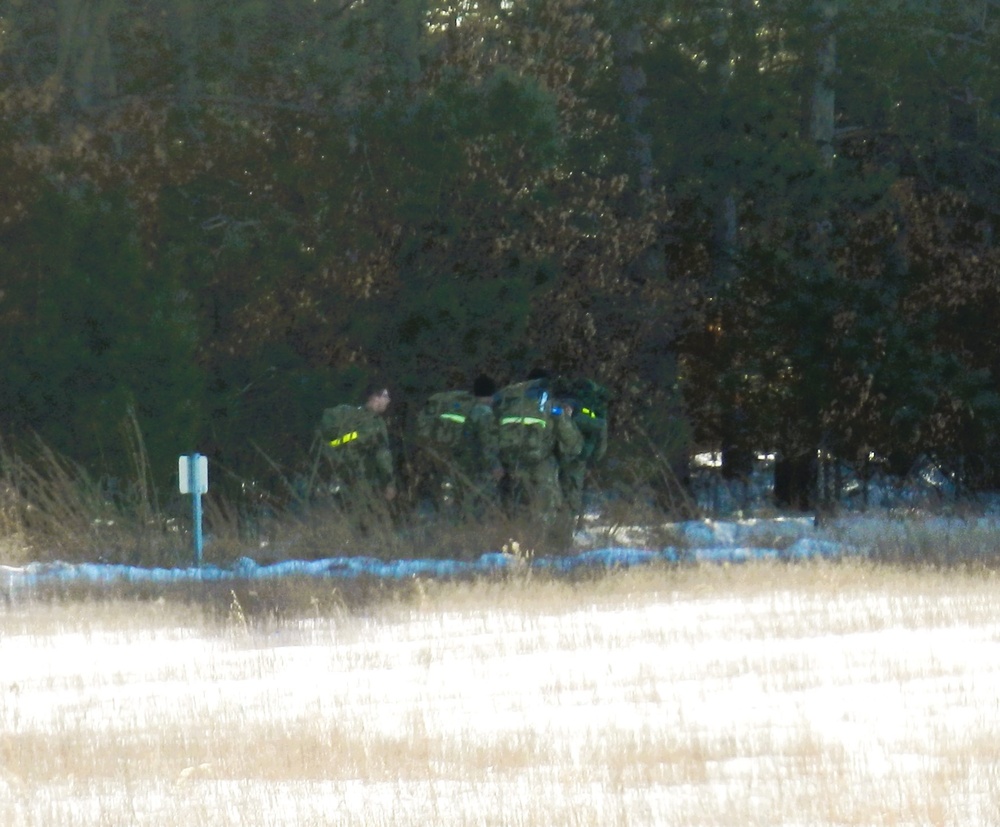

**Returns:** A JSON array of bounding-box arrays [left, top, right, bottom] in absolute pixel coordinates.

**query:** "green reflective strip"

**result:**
[[500, 416, 547, 428], [329, 431, 359, 447], [581, 407, 598, 419], [440, 413, 467, 424]]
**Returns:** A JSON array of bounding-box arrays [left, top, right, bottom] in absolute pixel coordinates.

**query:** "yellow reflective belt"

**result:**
[[500, 416, 547, 428], [581, 407, 598, 419], [329, 431, 359, 447], [440, 413, 467, 424]]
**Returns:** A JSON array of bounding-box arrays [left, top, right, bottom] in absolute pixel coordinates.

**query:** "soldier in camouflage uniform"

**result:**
[[497, 369, 582, 539], [458, 374, 504, 515], [318, 385, 396, 525], [555, 377, 610, 527], [417, 374, 503, 519]]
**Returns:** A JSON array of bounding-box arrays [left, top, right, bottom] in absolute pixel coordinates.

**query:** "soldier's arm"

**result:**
[[591, 421, 608, 465], [554, 410, 583, 460], [475, 406, 504, 476], [371, 418, 396, 493], [375, 446, 394, 486]]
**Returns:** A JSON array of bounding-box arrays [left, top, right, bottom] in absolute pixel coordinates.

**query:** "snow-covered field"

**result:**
[[3, 534, 1000, 826]]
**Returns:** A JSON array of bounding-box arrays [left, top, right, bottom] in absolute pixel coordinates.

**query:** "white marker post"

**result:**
[[178, 453, 209, 566]]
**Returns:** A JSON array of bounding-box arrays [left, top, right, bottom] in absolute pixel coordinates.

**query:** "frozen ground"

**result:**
[[4, 499, 1000, 825], [2, 557, 1000, 826], [3, 509, 1000, 593]]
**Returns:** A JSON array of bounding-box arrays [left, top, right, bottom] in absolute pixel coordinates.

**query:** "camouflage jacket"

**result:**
[[319, 405, 394, 491], [554, 410, 585, 468], [462, 401, 502, 479]]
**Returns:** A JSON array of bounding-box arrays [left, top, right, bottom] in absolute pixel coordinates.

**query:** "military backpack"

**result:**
[[561, 377, 611, 439], [548, 376, 612, 466], [415, 390, 478, 454], [495, 380, 556, 465]]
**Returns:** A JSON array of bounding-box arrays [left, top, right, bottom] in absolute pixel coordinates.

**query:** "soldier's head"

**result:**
[[364, 383, 391, 415], [472, 373, 496, 400]]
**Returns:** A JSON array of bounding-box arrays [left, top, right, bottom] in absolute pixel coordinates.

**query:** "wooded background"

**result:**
[[2, 0, 999, 505]]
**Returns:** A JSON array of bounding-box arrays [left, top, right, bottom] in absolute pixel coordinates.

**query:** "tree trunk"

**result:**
[[774, 452, 816, 511], [612, 2, 653, 197], [710, 1, 749, 484], [55, 0, 119, 108], [810, 0, 837, 169], [774, 0, 837, 513]]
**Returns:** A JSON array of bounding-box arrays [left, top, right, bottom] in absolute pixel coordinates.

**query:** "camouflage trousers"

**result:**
[[559, 458, 587, 523], [429, 471, 501, 521], [504, 457, 560, 513], [503, 457, 577, 549], [316, 468, 393, 536]]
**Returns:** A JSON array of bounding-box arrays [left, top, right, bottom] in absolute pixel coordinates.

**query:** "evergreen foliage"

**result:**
[[0, 186, 203, 482], [1, 0, 1000, 505]]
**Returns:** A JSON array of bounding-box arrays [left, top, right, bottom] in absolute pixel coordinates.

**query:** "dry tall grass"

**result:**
[[3, 561, 1000, 826], [0, 435, 591, 567], [0, 433, 189, 567]]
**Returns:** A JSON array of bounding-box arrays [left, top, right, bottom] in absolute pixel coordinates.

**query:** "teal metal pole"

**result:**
[[191, 452, 204, 566]]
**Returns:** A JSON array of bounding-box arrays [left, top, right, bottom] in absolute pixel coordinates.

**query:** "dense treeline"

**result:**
[[1, 0, 999, 507]]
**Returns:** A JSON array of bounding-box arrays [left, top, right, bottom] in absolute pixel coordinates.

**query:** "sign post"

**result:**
[[178, 453, 209, 566]]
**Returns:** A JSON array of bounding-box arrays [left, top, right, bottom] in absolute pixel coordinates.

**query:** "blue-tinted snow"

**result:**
[[0, 518, 860, 591], [7, 450, 1000, 594], [6, 505, 1000, 592]]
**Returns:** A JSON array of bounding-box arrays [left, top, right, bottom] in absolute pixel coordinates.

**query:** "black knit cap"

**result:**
[[473, 374, 497, 397]]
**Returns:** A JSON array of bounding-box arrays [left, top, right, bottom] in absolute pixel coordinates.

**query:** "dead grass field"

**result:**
[[2, 560, 1000, 826]]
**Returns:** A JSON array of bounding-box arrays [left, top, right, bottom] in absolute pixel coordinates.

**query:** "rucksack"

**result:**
[[552, 377, 610, 438], [416, 390, 477, 454], [495, 380, 555, 465], [319, 405, 379, 453]]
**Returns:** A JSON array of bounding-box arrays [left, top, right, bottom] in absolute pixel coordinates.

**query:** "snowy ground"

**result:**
[[3, 533, 1000, 826], [3, 509, 1000, 593]]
